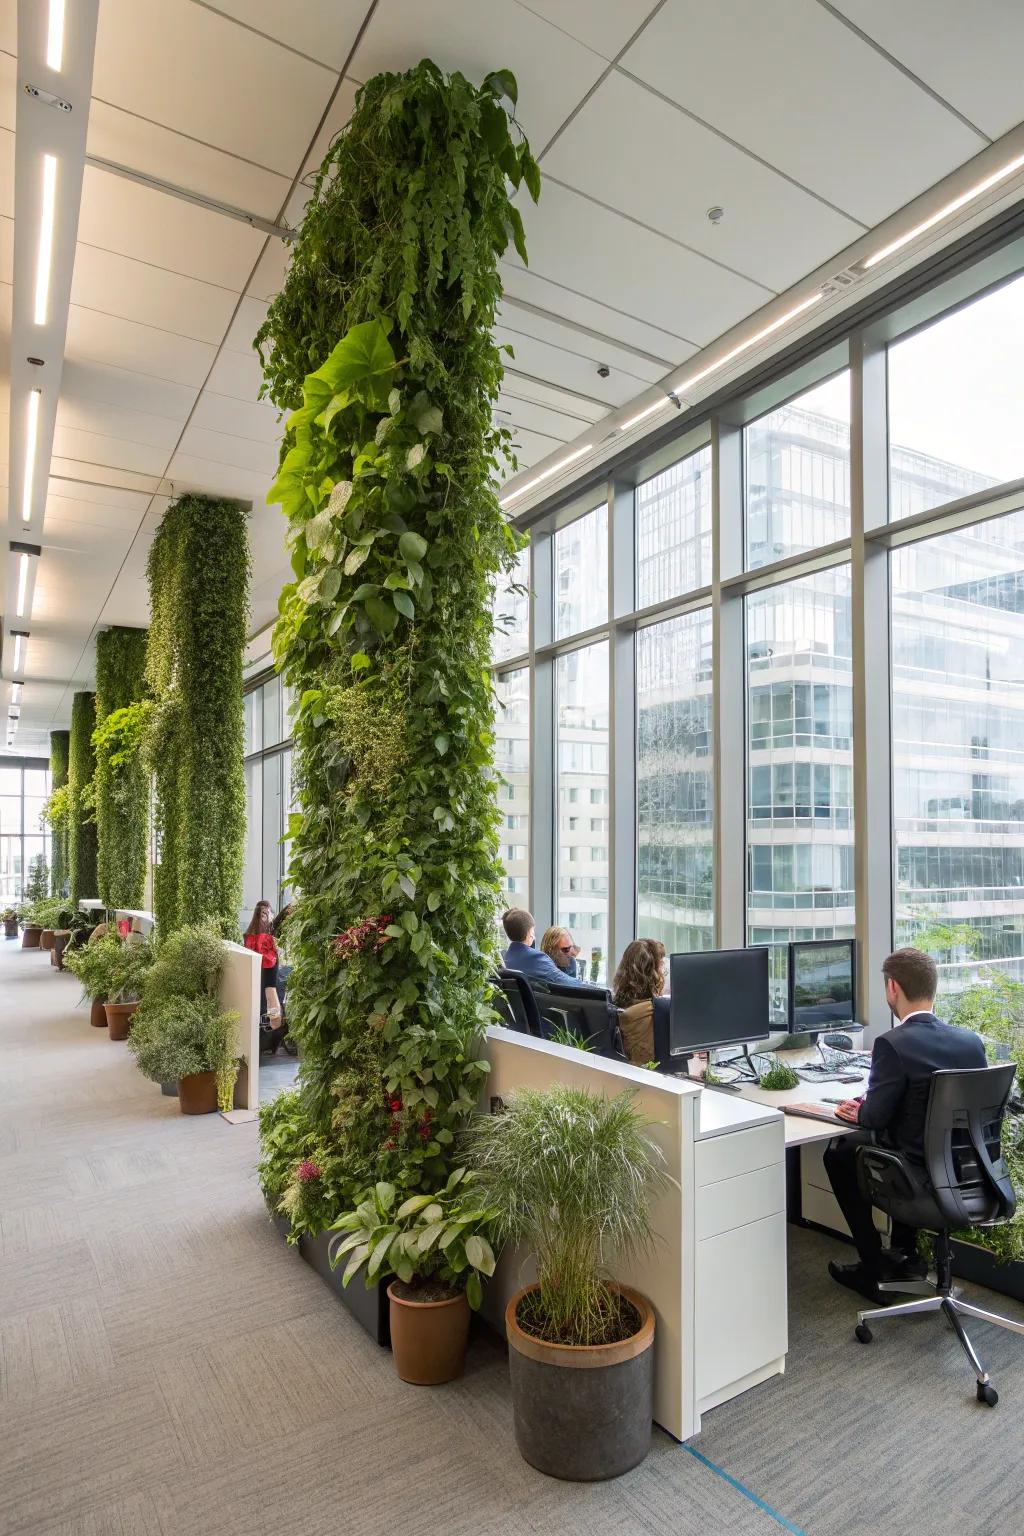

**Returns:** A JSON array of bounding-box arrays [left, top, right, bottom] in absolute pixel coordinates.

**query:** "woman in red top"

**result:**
[[244, 901, 281, 1042]]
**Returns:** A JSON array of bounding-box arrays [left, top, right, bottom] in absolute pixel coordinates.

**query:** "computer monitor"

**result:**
[[787, 938, 856, 1032], [667, 947, 771, 1058]]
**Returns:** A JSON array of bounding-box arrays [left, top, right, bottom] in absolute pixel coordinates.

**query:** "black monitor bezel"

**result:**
[[786, 937, 857, 1034], [668, 946, 771, 1055]]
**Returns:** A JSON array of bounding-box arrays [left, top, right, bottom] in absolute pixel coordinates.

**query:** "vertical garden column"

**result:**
[[49, 730, 69, 896], [95, 627, 149, 910], [256, 62, 539, 1229], [68, 693, 98, 903], [146, 494, 249, 936]]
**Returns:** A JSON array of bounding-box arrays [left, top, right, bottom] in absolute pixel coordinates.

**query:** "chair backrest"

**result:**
[[544, 979, 612, 1003], [493, 969, 543, 1037], [534, 992, 628, 1061], [923, 1065, 1017, 1229]]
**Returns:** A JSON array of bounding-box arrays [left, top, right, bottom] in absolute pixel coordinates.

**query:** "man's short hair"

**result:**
[[502, 908, 534, 944], [883, 947, 938, 1003]]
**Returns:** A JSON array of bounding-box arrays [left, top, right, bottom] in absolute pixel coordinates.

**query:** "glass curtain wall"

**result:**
[[0, 763, 51, 903], [242, 676, 295, 924], [556, 641, 609, 980]]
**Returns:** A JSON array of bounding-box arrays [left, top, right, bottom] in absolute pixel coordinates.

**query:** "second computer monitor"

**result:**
[[787, 938, 856, 1032], [668, 947, 770, 1058]]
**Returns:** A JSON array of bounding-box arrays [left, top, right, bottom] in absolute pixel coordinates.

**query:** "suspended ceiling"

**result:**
[[3, 0, 1024, 753]]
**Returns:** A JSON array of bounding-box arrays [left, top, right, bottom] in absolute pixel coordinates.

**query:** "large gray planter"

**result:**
[[952, 1237, 1024, 1303], [505, 1284, 655, 1481], [267, 1210, 389, 1345]]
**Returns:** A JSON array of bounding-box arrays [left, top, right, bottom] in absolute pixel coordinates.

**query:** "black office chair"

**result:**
[[490, 969, 543, 1037], [853, 1064, 1023, 1405], [544, 979, 613, 1003], [535, 991, 628, 1061]]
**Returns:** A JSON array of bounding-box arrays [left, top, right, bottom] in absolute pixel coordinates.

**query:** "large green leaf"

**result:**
[[311, 320, 397, 409]]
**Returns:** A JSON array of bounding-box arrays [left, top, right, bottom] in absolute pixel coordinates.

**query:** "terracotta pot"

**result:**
[[386, 1282, 470, 1385], [505, 1284, 655, 1481], [21, 924, 42, 949], [90, 996, 108, 1029], [40, 928, 55, 951], [53, 930, 72, 969], [178, 1071, 218, 1115], [104, 1000, 139, 1041], [4, 918, 18, 938]]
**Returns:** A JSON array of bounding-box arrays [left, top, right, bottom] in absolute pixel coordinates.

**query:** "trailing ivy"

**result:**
[[48, 730, 70, 896], [257, 61, 536, 1232], [146, 494, 249, 936], [68, 693, 98, 902], [94, 627, 149, 910]]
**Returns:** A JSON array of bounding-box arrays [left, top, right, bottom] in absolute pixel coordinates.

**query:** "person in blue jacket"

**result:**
[[501, 908, 585, 988]]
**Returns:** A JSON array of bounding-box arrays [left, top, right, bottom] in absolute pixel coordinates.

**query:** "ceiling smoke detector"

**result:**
[[706, 205, 724, 225]]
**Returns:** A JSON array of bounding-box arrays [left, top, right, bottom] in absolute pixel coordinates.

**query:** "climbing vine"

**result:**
[[146, 494, 249, 936], [257, 61, 536, 1232], [94, 627, 149, 910], [68, 692, 98, 903], [48, 730, 70, 896]]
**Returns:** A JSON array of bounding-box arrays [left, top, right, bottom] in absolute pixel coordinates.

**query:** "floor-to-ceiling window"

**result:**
[[556, 641, 609, 981], [0, 761, 51, 903], [495, 668, 531, 908], [242, 676, 295, 923]]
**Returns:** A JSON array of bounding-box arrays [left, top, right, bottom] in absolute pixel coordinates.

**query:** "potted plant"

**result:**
[[465, 1085, 664, 1481], [756, 1056, 801, 1091], [127, 997, 239, 1113], [103, 940, 154, 1039], [3, 908, 19, 939], [329, 1169, 498, 1384], [63, 932, 125, 1028], [20, 896, 63, 949]]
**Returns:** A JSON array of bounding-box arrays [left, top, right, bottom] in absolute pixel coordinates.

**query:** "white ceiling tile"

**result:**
[[545, 71, 862, 293], [45, 478, 151, 514], [78, 165, 264, 290], [498, 374, 607, 423], [832, 1, 1024, 141], [59, 357, 197, 426], [507, 424, 564, 469], [93, 0, 338, 177], [44, 493, 151, 532], [203, 347, 267, 405], [86, 101, 291, 222], [499, 263, 695, 363], [497, 299, 668, 384], [55, 395, 183, 451], [0, 0, 15, 54], [0, 45, 15, 133], [622, 0, 986, 224], [48, 455, 165, 496], [70, 244, 240, 345], [190, 391, 283, 444], [496, 394, 574, 445], [515, 0, 655, 59], [248, 238, 290, 304], [207, 0, 371, 69], [496, 325, 645, 409], [280, 78, 360, 227], [51, 423, 170, 479], [0, 127, 13, 218], [162, 451, 267, 502], [514, 180, 769, 346], [351, 0, 606, 148], [176, 425, 279, 476], [64, 306, 217, 389], [222, 295, 271, 356], [0, 214, 12, 284]]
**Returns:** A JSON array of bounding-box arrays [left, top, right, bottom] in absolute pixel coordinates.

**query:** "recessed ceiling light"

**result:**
[[863, 151, 1024, 269], [12, 635, 24, 672], [22, 390, 41, 523], [34, 154, 58, 326], [500, 444, 595, 509], [47, 0, 65, 71], [16, 553, 31, 618]]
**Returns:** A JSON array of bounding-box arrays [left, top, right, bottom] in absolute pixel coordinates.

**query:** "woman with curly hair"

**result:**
[[612, 938, 667, 1064]]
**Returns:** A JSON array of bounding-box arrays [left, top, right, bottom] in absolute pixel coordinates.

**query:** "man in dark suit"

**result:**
[[501, 908, 584, 988], [824, 946, 987, 1302]]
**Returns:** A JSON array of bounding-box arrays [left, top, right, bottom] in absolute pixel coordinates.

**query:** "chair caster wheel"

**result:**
[[855, 1323, 873, 1344], [977, 1383, 998, 1406]]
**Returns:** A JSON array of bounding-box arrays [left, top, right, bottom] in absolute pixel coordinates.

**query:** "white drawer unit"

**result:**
[[695, 1212, 789, 1404], [695, 1121, 783, 1187], [696, 1161, 787, 1241]]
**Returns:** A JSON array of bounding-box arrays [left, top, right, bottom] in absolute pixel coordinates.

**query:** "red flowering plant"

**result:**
[[333, 914, 392, 963]]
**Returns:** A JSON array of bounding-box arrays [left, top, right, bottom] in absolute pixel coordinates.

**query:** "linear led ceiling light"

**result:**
[[12, 634, 26, 673], [499, 443, 595, 509], [34, 154, 58, 326], [863, 151, 1024, 269], [47, 0, 66, 71], [10, 684, 22, 704], [22, 389, 41, 523], [16, 554, 31, 618], [620, 291, 825, 433]]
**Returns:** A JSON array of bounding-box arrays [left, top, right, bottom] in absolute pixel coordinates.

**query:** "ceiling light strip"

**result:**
[[34, 154, 58, 326], [12, 636, 25, 673], [47, 0, 65, 72], [863, 151, 1024, 270], [22, 390, 41, 524], [16, 554, 31, 618], [499, 443, 595, 509]]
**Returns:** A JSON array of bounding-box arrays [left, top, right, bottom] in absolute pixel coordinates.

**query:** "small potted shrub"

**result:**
[[21, 897, 62, 950], [103, 940, 154, 1039], [127, 997, 239, 1113], [465, 1085, 664, 1481], [64, 933, 125, 1028], [329, 1169, 498, 1385], [3, 908, 19, 939], [756, 1056, 801, 1091]]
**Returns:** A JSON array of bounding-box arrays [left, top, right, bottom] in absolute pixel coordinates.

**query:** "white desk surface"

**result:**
[[713, 1047, 871, 1147], [695, 1085, 780, 1140]]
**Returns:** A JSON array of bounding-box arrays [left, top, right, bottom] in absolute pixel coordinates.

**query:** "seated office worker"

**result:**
[[824, 947, 986, 1302], [612, 939, 667, 1064], [501, 909, 584, 987]]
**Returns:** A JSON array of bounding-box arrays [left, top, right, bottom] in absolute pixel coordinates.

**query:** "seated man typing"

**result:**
[[824, 946, 986, 1303], [501, 908, 584, 988]]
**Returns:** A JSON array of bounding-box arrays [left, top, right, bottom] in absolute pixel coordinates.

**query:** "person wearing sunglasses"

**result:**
[[500, 909, 585, 988], [540, 925, 582, 979]]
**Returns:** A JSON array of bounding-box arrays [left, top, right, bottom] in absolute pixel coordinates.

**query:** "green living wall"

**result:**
[[146, 494, 249, 936], [49, 730, 69, 896], [256, 61, 536, 1230], [95, 626, 149, 910], [68, 692, 98, 903]]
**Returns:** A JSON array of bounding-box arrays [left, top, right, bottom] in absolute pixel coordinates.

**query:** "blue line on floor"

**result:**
[[683, 1444, 808, 1536]]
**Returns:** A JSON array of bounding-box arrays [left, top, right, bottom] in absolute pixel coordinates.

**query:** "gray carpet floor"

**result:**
[[2, 941, 1023, 1536]]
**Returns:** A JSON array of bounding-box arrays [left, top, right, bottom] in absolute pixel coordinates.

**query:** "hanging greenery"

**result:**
[[256, 60, 537, 1234], [47, 730, 70, 896], [146, 494, 249, 936], [94, 626, 150, 911], [68, 692, 98, 903]]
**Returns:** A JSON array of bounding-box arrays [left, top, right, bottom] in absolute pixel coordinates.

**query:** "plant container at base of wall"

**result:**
[[21, 924, 41, 949], [90, 996, 107, 1029], [160, 1081, 178, 1097], [295, 1227, 390, 1346], [104, 1000, 139, 1040], [504, 1284, 655, 1482], [178, 1071, 218, 1114], [952, 1238, 1024, 1304], [387, 1282, 470, 1385], [4, 918, 18, 938]]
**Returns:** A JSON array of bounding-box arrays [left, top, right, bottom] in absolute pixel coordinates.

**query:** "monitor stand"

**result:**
[[712, 1044, 761, 1082]]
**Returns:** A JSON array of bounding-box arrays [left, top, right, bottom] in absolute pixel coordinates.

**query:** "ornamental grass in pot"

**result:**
[[330, 1169, 499, 1385], [127, 996, 239, 1114], [64, 932, 123, 1027], [465, 1085, 664, 1482]]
